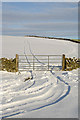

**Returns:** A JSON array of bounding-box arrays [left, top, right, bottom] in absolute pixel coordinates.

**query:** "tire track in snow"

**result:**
[[1, 71, 69, 118], [1, 71, 53, 117], [23, 41, 71, 111], [2, 41, 71, 118], [29, 72, 71, 111], [27, 40, 45, 65], [2, 71, 59, 118], [27, 41, 71, 109]]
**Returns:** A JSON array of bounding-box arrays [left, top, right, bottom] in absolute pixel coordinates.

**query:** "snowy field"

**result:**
[[0, 36, 79, 118], [2, 36, 78, 58]]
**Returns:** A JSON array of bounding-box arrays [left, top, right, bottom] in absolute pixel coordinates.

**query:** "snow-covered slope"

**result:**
[[2, 36, 78, 58], [0, 36, 78, 118], [0, 69, 78, 118]]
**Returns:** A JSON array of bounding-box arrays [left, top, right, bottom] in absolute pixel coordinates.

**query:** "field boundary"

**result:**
[[25, 35, 80, 44]]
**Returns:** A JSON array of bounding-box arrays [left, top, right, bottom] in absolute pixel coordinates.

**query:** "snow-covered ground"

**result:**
[[0, 36, 79, 118], [2, 36, 78, 58]]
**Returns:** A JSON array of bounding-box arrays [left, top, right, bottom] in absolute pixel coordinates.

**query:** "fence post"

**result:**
[[16, 54, 19, 72], [62, 54, 66, 71]]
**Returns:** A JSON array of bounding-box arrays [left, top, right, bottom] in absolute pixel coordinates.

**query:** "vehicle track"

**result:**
[[1, 41, 71, 118]]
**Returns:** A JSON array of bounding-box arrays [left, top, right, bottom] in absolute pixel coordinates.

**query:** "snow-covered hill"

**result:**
[[0, 36, 78, 118], [2, 36, 78, 58]]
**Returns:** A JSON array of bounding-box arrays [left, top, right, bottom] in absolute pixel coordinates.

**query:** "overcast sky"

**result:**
[[2, 2, 78, 39]]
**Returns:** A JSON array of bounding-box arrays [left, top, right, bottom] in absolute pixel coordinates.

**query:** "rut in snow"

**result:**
[[1, 41, 71, 119]]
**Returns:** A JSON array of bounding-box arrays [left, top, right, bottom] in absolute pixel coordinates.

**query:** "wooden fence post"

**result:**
[[16, 54, 19, 72], [62, 54, 66, 71]]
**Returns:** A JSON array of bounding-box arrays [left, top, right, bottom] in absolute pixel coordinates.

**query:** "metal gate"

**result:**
[[18, 55, 62, 71]]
